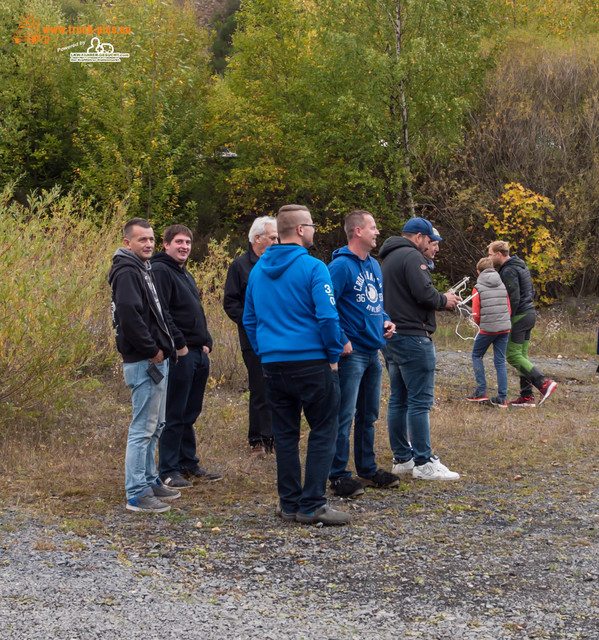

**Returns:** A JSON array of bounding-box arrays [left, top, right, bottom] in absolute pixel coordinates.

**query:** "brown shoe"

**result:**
[[251, 443, 267, 459]]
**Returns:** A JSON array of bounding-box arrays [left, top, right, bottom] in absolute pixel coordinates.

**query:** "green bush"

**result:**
[[0, 183, 123, 430]]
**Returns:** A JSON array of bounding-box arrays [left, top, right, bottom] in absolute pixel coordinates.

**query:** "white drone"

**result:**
[[448, 276, 480, 341]]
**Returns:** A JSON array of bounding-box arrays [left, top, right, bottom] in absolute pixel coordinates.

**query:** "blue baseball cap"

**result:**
[[402, 217, 443, 242]]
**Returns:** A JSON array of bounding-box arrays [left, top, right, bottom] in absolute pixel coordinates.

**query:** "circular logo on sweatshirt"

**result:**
[[366, 283, 378, 304]]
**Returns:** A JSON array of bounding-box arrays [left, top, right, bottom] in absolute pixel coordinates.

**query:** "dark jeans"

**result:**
[[242, 348, 272, 446], [263, 361, 340, 515], [159, 348, 209, 475]]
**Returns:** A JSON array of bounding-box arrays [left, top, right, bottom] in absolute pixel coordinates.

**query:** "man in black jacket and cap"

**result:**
[[223, 216, 278, 457], [151, 224, 222, 487], [109, 218, 184, 513], [380, 217, 461, 481]]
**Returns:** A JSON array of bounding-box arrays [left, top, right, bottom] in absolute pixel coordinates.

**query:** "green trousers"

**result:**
[[506, 311, 545, 397]]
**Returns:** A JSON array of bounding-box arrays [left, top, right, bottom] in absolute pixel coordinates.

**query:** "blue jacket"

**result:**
[[243, 244, 344, 364], [328, 246, 390, 353]]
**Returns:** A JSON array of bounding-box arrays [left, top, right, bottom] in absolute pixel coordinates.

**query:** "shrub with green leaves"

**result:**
[[0, 183, 123, 430]]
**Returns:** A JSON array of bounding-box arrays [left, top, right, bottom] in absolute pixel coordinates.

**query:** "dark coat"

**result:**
[[108, 248, 179, 363], [150, 252, 212, 351], [379, 236, 447, 336], [498, 256, 535, 316], [223, 244, 259, 351]]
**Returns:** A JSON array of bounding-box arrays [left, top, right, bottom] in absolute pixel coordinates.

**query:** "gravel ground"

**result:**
[[1, 353, 598, 639]]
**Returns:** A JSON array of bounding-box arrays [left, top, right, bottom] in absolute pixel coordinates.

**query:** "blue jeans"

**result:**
[[123, 359, 169, 500], [159, 348, 209, 475], [263, 361, 340, 515], [330, 350, 381, 479], [382, 335, 435, 466], [472, 332, 509, 401]]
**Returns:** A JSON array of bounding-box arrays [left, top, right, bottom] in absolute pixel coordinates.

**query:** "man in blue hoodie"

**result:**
[[243, 204, 350, 526], [328, 210, 399, 497]]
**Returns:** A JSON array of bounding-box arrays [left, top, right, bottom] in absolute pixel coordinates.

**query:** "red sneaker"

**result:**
[[538, 379, 557, 405], [509, 396, 536, 408], [466, 394, 488, 402]]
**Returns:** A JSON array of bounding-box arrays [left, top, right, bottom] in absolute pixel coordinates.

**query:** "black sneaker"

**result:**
[[330, 476, 365, 498], [358, 469, 400, 489], [160, 472, 192, 488], [182, 466, 222, 482]]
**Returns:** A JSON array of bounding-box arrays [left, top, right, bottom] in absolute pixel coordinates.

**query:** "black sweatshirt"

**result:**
[[150, 252, 212, 352], [108, 248, 179, 363], [379, 236, 447, 336]]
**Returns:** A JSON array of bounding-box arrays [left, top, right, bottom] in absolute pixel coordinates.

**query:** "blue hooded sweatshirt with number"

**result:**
[[243, 244, 344, 364], [328, 246, 390, 353]]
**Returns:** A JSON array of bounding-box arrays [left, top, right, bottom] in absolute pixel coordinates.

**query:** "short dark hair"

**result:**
[[344, 210, 372, 240], [123, 218, 151, 238], [277, 204, 310, 237], [163, 224, 193, 244]]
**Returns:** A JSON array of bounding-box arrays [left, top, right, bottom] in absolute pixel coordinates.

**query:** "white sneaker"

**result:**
[[412, 456, 460, 481], [392, 459, 415, 476]]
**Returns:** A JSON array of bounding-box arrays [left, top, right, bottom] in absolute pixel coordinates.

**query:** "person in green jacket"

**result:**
[[487, 241, 557, 408]]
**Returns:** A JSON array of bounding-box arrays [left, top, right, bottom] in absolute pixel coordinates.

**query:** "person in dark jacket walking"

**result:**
[[224, 216, 278, 457], [108, 218, 184, 513], [380, 217, 461, 481], [151, 225, 222, 488], [466, 257, 512, 407], [488, 241, 557, 407]]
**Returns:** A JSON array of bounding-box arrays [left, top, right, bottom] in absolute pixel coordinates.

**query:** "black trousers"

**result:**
[[242, 348, 272, 446]]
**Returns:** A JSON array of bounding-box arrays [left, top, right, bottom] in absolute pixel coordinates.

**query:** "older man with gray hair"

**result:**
[[224, 216, 278, 456]]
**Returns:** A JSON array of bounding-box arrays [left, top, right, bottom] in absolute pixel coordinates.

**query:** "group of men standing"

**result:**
[[109, 207, 551, 524]]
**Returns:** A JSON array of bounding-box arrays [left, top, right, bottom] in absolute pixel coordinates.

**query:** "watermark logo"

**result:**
[[12, 14, 49, 44], [70, 37, 129, 63]]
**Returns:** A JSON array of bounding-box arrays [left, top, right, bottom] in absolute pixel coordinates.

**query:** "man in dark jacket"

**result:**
[[488, 240, 557, 407], [223, 216, 278, 457], [380, 217, 460, 481], [108, 218, 184, 513], [151, 224, 221, 487]]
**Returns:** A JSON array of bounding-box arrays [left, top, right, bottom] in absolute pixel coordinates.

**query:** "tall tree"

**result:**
[[209, 0, 495, 231]]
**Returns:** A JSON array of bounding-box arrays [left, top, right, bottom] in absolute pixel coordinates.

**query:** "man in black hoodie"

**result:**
[[109, 218, 184, 513], [380, 217, 460, 481], [151, 224, 222, 487]]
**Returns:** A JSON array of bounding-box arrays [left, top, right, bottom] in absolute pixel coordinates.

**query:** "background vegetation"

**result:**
[[2, 0, 599, 292]]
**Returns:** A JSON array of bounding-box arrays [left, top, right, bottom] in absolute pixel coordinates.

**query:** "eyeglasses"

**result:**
[[298, 223, 317, 228]]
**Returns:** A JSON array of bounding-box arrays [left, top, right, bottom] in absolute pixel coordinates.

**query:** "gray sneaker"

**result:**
[[275, 502, 297, 522], [152, 481, 181, 501], [296, 504, 351, 526], [126, 494, 171, 513]]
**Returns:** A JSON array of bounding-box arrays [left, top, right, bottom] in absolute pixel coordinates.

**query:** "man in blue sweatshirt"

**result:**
[[243, 204, 350, 526], [328, 210, 399, 497]]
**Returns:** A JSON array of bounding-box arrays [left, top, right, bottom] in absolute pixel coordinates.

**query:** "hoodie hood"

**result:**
[[108, 247, 148, 284], [379, 236, 415, 260], [259, 244, 308, 280], [477, 268, 503, 289], [150, 250, 183, 271]]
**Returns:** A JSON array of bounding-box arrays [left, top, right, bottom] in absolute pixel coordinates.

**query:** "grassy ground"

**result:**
[[0, 309, 597, 526]]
